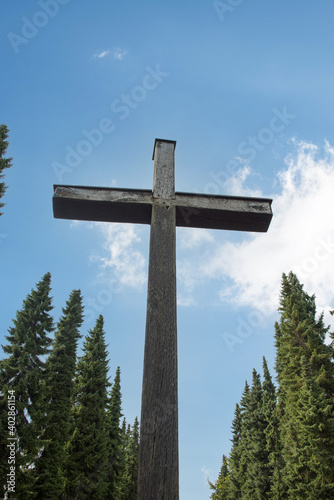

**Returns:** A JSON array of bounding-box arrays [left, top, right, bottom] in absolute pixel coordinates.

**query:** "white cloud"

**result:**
[[112, 47, 128, 60], [222, 164, 263, 197], [177, 295, 196, 307], [93, 50, 111, 59], [100, 179, 118, 188], [93, 47, 128, 61], [201, 466, 211, 485], [177, 227, 214, 250], [177, 262, 198, 293], [70, 220, 81, 229], [92, 222, 147, 289], [200, 140, 334, 322], [71, 221, 146, 289]]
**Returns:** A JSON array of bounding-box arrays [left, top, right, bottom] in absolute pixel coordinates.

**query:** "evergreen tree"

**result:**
[[120, 417, 128, 445], [262, 358, 276, 427], [275, 272, 334, 396], [228, 382, 249, 499], [262, 357, 279, 498], [106, 366, 124, 499], [274, 272, 334, 498], [120, 417, 140, 500], [239, 369, 269, 499], [283, 357, 334, 499], [118, 418, 130, 496], [227, 404, 241, 499], [209, 455, 230, 500], [0, 273, 54, 497], [34, 289, 84, 499], [212, 272, 334, 500], [0, 124, 12, 215], [62, 314, 109, 499]]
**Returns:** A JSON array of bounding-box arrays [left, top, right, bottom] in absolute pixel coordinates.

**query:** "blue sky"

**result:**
[[2, 1, 334, 498]]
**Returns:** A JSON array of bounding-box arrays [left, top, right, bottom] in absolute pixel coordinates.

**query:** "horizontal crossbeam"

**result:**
[[53, 185, 272, 232]]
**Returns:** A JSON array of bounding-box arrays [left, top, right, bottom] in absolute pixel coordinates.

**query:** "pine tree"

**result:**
[[106, 366, 124, 499], [284, 357, 334, 499], [275, 272, 334, 396], [118, 418, 130, 496], [120, 417, 140, 500], [239, 369, 269, 499], [62, 314, 110, 499], [34, 289, 84, 499], [262, 357, 279, 498], [262, 358, 276, 426], [212, 272, 334, 500], [209, 455, 230, 500], [0, 273, 54, 497], [274, 272, 334, 498], [0, 124, 12, 215], [228, 382, 249, 499]]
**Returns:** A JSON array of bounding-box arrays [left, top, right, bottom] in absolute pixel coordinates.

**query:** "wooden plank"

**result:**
[[138, 138, 179, 499], [53, 185, 272, 232], [138, 204, 179, 499], [175, 204, 272, 232], [53, 186, 152, 224], [152, 139, 176, 199]]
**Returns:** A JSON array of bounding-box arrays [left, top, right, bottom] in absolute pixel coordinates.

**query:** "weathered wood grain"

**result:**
[[53, 186, 272, 232], [138, 140, 179, 499], [152, 139, 176, 199], [138, 203, 179, 500]]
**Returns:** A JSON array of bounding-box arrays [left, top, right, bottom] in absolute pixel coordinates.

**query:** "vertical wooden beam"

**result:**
[[137, 140, 179, 499], [152, 139, 176, 200]]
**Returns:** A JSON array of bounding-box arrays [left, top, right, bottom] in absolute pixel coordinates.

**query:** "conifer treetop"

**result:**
[[0, 124, 13, 215]]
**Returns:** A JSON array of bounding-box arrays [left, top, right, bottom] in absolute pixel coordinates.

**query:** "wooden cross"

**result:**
[[53, 138, 272, 499]]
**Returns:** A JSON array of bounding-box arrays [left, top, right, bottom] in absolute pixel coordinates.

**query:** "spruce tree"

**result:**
[[34, 289, 84, 499], [239, 369, 269, 499], [228, 382, 249, 499], [275, 272, 334, 396], [106, 366, 124, 499], [0, 273, 54, 497], [283, 356, 334, 499], [262, 357, 279, 498], [118, 418, 130, 496], [274, 272, 334, 498], [119, 417, 140, 500], [212, 273, 334, 499], [0, 124, 12, 215], [209, 455, 230, 500], [62, 314, 110, 499]]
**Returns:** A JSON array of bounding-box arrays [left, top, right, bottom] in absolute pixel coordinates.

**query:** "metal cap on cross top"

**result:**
[[52, 138, 273, 499]]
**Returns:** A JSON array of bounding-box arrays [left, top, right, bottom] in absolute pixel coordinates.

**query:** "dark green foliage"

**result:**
[[0, 273, 54, 497], [0, 275, 139, 499], [239, 370, 269, 499], [228, 402, 242, 498], [34, 289, 84, 499], [0, 124, 13, 215], [275, 272, 334, 398], [106, 366, 124, 499], [262, 357, 279, 498], [274, 273, 334, 498], [212, 272, 334, 500], [282, 357, 334, 499], [209, 455, 230, 500], [262, 358, 276, 427], [119, 417, 140, 500], [62, 314, 110, 499]]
